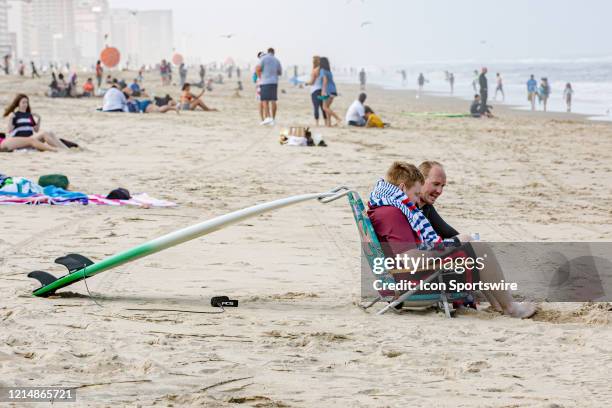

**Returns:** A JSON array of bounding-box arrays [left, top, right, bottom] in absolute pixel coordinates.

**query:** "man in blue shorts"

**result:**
[[256, 48, 282, 126]]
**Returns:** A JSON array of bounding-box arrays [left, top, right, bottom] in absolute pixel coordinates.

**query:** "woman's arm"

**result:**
[[7, 113, 14, 134], [32, 113, 41, 132], [321, 74, 328, 96]]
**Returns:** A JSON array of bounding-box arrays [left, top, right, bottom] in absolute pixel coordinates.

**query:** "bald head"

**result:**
[[418, 161, 446, 206]]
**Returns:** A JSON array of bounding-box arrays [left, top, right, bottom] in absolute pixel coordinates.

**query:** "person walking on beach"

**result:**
[[539, 77, 551, 112], [495, 72, 504, 101], [306, 55, 326, 126], [95, 60, 103, 88], [563, 83, 573, 113], [179, 63, 188, 87], [527, 74, 538, 111], [359, 68, 366, 90], [478, 67, 488, 114], [401, 69, 407, 85], [3, 55, 10, 75], [160, 60, 169, 86], [449, 73, 455, 94], [256, 47, 282, 125], [417, 73, 426, 98], [30, 61, 40, 78], [319, 56, 341, 127], [472, 69, 479, 92], [199, 64, 206, 85]]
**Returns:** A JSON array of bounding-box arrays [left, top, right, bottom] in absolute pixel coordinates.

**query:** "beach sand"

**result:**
[[1, 73, 611, 407]]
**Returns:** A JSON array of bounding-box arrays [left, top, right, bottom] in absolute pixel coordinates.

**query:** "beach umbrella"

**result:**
[[172, 53, 184, 65], [224, 57, 235, 66], [100, 46, 120, 68]]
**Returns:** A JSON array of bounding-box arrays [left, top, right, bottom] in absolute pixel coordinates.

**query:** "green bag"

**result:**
[[38, 174, 70, 190]]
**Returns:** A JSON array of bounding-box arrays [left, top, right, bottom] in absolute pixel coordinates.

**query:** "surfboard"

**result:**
[[29, 190, 341, 297]]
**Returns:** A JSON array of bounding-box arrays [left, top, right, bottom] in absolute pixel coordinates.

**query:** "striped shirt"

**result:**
[[10, 111, 36, 137]]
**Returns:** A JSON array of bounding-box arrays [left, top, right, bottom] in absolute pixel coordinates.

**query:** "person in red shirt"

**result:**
[[368, 161, 536, 318]]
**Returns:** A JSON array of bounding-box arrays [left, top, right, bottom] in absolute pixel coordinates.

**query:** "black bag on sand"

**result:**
[[106, 188, 131, 200]]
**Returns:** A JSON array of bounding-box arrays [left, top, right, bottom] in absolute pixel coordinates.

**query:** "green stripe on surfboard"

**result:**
[[32, 242, 155, 297]]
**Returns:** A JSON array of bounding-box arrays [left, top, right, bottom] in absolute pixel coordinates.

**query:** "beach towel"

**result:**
[[0, 192, 176, 207], [368, 179, 455, 250], [0, 177, 176, 207]]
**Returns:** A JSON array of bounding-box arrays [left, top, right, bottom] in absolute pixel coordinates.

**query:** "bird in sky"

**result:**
[[360, 21, 373, 28], [220, 34, 235, 39]]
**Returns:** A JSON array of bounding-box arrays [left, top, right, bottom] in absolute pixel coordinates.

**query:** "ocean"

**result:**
[[334, 57, 612, 121]]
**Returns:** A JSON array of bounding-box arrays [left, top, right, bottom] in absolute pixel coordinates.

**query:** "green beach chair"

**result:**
[[344, 189, 471, 317]]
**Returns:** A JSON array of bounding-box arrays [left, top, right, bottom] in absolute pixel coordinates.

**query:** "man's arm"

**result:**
[[423, 205, 459, 239]]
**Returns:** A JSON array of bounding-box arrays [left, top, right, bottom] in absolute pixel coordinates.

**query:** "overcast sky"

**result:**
[[109, 0, 612, 66]]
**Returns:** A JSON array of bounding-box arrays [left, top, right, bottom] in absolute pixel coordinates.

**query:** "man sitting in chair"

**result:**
[[367, 161, 536, 318], [417, 161, 459, 238]]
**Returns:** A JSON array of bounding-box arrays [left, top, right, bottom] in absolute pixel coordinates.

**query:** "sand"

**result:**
[[1, 72, 611, 407]]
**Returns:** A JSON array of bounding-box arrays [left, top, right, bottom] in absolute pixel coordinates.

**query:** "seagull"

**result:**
[[360, 21, 372, 28], [220, 34, 235, 39]]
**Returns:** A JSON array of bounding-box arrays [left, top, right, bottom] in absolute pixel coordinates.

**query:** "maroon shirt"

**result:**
[[367, 205, 418, 257]]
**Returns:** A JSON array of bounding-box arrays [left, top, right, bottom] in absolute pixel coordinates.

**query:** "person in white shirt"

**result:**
[[102, 85, 128, 112], [345, 93, 367, 126]]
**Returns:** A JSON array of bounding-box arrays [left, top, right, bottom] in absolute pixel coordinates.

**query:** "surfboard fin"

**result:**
[[27, 271, 60, 295], [55, 253, 94, 273]]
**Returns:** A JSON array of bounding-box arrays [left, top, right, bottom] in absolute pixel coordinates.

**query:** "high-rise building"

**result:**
[[7, 0, 33, 61], [109, 8, 173, 67], [74, 0, 109, 65], [0, 0, 11, 58], [29, 0, 76, 64], [136, 10, 173, 65]]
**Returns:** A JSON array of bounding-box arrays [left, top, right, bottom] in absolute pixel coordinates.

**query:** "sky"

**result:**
[[108, 0, 612, 67]]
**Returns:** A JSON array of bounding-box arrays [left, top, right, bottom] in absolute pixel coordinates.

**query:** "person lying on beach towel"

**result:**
[[179, 83, 218, 111], [367, 161, 536, 318], [125, 88, 178, 114], [1, 93, 69, 152]]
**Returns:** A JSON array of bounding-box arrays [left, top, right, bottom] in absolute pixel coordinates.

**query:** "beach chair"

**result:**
[[343, 189, 472, 317]]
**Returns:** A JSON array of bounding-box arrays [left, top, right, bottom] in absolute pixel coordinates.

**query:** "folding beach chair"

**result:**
[[344, 190, 472, 317]]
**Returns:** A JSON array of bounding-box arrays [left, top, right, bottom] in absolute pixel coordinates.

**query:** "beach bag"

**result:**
[[38, 174, 70, 190], [106, 188, 131, 200]]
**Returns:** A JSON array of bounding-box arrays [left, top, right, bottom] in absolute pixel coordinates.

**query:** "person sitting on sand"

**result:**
[[102, 83, 128, 112], [364, 106, 387, 128], [470, 94, 493, 118], [346, 93, 367, 126], [129, 78, 145, 97], [1, 93, 69, 152], [82, 78, 95, 97], [179, 83, 217, 111], [56, 73, 69, 97], [367, 161, 537, 318]]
